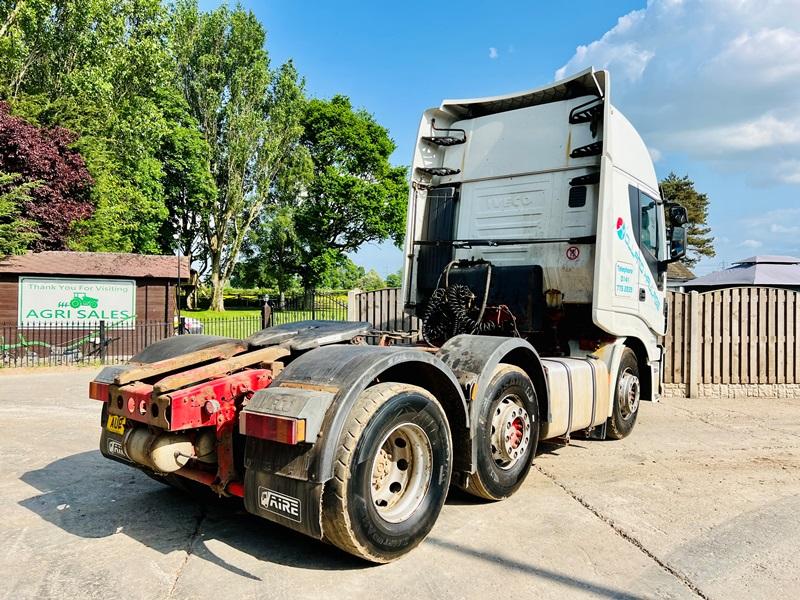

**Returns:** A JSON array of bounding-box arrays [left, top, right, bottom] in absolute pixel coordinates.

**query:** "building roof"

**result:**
[[667, 262, 695, 281], [0, 251, 190, 279], [687, 255, 800, 288]]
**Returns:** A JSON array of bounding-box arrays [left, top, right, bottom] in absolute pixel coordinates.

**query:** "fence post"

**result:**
[[311, 288, 316, 320], [347, 288, 362, 322], [99, 319, 107, 363], [688, 291, 701, 398], [178, 316, 186, 335], [261, 295, 272, 329]]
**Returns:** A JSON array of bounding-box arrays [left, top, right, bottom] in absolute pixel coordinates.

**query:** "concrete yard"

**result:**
[[1, 369, 798, 600]]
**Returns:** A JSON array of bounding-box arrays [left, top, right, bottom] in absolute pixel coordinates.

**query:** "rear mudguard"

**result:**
[[437, 335, 550, 472], [242, 344, 469, 539]]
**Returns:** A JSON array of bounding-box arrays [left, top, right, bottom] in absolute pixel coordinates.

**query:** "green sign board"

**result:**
[[18, 277, 136, 328]]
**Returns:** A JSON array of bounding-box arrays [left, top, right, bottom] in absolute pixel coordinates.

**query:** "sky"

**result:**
[[203, 0, 800, 278]]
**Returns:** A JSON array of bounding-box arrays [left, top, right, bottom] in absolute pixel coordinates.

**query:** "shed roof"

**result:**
[[0, 252, 189, 279], [667, 262, 695, 281], [687, 255, 800, 288]]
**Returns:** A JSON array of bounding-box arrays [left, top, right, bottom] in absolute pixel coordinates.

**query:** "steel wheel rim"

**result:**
[[490, 394, 531, 470], [369, 422, 433, 523], [618, 367, 640, 420]]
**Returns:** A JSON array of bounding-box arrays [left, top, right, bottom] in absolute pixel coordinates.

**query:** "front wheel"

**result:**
[[606, 347, 641, 439], [462, 364, 539, 501], [322, 383, 452, 563]]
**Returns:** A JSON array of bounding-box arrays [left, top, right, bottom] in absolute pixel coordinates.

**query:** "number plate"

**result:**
[[106, 414, 126, 435]]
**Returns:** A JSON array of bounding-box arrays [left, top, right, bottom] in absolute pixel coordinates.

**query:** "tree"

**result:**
[[318, 257, 366, 290], [356, 269, 386, 292], [171, 2, 308, 310], [1, 0, 186, 254], [293, 95, 408, 287], [0, 171, 39, 255], [385, 269, 402, 288], [660, 172, 714, 267], [0, 102, 93, 249]]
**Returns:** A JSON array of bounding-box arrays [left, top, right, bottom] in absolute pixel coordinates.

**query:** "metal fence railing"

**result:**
[[1, 291, 350, 368]]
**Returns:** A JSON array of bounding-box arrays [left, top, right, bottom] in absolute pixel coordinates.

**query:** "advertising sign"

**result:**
[[18, 277, 136, 328]]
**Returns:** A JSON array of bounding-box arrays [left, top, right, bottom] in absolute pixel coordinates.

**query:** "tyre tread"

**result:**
[[322, 382, 437, 562]]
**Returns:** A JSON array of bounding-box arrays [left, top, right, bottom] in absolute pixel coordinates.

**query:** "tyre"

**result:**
[[462, 364, 539, 501], [606, 347, 640, 440], [322, 382, 452, 563]]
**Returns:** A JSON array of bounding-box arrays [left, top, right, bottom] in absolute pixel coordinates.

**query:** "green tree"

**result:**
[[0, 171, 39, 255], [293, 95, 408, 287], [356, 269, 386, 292], [1, 0, 192, 253], [660, 172, 714, 267], [385, 269, 402, 288], [318, 257, 366, 290], [171, 1, 308, 310]]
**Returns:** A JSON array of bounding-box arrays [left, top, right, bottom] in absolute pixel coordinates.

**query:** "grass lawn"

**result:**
[[178, 308, 345, 338], [180, 308, 261, 320]]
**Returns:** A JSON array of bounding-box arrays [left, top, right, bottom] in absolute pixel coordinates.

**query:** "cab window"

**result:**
[[627, 185, 663, 286]]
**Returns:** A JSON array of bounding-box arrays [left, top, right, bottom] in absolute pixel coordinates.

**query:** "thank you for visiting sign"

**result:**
[[18, 277, 136, 328]]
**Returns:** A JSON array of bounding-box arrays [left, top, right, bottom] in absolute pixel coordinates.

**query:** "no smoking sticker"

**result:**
[[566, 246, 580, 260]]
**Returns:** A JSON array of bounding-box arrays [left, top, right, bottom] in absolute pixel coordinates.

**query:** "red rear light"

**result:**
[[240, 412, 306, 445], [89, 381, 110, 402]]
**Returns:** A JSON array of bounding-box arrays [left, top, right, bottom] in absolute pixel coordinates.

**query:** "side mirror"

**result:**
[[669, 225, 687, 262], [667, 204, 688, 227]]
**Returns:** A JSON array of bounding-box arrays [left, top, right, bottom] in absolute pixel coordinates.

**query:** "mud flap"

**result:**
[[244, 468, 324, 539], [99, 426, 132, 466]]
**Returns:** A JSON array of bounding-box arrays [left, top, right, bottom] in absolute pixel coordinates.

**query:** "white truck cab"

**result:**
[[402, 67, 687, 411]]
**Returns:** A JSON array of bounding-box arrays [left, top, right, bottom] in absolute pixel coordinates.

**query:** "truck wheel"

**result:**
[[322, 382, 452, 563], [606, 348, 640, 439], [463, 364, 539, 501]]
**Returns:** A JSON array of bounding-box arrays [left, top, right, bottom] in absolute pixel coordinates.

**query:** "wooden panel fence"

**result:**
[[348, 288, 420, 340], [664, 288, 800, 393], [352, 287, 800, 393]]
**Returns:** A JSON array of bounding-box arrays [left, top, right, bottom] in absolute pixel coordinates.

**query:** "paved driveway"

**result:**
[[1, 369, 798, 599]]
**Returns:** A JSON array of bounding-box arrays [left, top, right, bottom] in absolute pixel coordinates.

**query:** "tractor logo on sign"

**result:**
[[61, 292, 99, 309]]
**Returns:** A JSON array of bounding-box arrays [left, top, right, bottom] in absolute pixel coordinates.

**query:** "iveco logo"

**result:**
[[485, 195, 534, 210], [259, 486, 302, 522]]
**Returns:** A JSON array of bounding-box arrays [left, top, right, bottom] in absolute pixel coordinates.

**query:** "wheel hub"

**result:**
[[490, 395, 531, 470], [618, 368, 640, 420], [369, 422, 433, 524]]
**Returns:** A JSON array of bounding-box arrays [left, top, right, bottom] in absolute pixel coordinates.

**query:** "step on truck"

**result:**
[[90, 68, 688, 563]]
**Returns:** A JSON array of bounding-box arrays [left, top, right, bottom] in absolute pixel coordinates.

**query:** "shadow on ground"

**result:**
[[18, 450, 368, 578], [19, 450, 655, 598]]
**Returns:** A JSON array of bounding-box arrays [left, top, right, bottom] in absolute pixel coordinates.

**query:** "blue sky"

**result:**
[[204, 0, 800, 278]]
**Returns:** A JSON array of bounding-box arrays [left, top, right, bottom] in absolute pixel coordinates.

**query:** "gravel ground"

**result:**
[[0, 368, 798, 600]]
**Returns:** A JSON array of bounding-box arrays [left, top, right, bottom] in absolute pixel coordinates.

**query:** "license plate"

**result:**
[[106, 414, 126, 435]]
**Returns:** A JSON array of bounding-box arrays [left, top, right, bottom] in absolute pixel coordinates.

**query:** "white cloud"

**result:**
[[555, 0, 800, 185], [648, 146, 662, 162], [488, 47, 498, 59], [740, 239, 763, 249]]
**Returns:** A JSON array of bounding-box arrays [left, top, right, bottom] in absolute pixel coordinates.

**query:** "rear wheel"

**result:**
[[322, 383, 452, 563], [462, 364, 539, 501], [606, 348, 640, 439]]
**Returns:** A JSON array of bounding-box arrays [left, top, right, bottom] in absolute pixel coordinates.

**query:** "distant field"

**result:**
[[180, 308, 345, 338]]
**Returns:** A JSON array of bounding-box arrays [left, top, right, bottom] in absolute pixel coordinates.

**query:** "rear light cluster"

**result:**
[[89, 381, 110, 402], [240, 412, 306, 445]]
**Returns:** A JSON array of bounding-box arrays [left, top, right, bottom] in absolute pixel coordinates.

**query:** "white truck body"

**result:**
[[402, 68, 679, 438]]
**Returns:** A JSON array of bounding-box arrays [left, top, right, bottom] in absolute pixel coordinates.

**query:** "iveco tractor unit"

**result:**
[[90, 68, 687, 562]]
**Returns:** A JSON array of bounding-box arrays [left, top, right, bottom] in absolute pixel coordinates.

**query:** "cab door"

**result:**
[[627, 185, 666, 335]]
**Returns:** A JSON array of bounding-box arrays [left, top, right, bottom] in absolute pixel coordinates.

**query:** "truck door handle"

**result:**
[[639, 288, 646, 302]]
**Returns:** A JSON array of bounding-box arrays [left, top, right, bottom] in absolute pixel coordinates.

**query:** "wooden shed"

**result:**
[[0, 251, 189, 326]]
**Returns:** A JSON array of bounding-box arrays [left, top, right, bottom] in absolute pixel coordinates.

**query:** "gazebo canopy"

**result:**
[[687, 256, 800, 287]]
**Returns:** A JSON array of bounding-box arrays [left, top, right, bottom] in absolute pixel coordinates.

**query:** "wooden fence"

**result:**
[[348, 287, 420, 339], [352, 287, 800, 393], [664, 288, 800, 393]]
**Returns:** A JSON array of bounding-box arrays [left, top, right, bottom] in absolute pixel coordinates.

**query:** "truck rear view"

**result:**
[[90, 68, 687, 562]]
